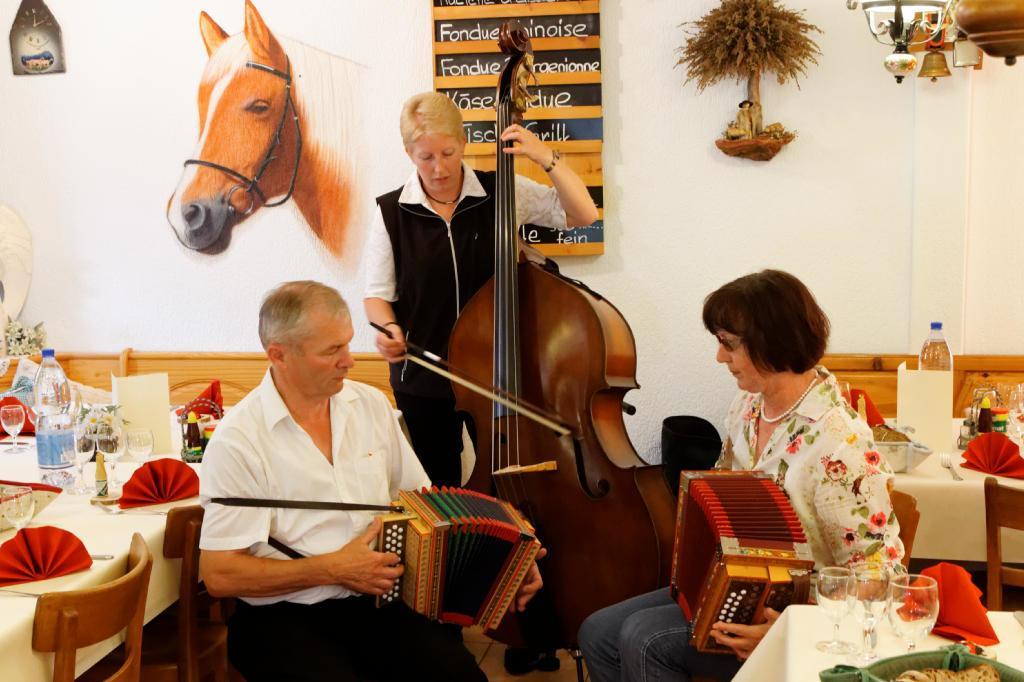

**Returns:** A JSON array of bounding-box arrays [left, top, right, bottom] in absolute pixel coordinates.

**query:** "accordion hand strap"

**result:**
[[210, 496, 405, 561]]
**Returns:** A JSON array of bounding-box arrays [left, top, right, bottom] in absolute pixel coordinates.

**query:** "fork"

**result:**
[[939, 452, 964, 481], [0, 588, 40, 598]]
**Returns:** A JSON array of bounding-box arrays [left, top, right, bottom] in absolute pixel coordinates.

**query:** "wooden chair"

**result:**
[[890, 489, 921, 568], [32, 532, 153, 682], [984, 476, 1024, 610], [138, 505, 229, 682], [89, 506, 229, 682]]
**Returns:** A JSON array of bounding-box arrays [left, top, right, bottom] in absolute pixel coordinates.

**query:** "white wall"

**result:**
[[0, 1, 1019, 462]]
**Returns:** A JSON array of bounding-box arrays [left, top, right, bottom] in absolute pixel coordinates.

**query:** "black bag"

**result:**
[[660, 416, 722, 494]]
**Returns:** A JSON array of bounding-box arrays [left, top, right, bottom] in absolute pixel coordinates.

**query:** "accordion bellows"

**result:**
[[377, 487, 541, 631], [670, 471, 814, 653]]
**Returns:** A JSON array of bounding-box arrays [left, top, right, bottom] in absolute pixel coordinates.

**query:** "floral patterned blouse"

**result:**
[[716, 367, 904, 569]]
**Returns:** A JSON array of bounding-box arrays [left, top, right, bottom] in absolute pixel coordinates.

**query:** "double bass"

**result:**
[[448, 23, 677, 648]]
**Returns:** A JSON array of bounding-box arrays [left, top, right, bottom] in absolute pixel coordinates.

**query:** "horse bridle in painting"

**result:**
[[183, 58, 303, 215]]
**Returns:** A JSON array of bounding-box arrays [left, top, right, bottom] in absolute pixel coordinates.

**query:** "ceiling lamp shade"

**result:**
[[956, 0, 1024, 65], [856, 0, 950, 43]]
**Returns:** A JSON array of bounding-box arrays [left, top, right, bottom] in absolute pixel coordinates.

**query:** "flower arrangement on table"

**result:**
[[77, 404, 125, 451]]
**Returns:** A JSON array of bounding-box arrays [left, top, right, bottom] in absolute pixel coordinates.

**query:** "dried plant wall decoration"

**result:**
[[678, 0, 822, 161]]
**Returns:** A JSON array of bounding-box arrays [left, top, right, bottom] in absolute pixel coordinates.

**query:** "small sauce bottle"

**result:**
[[95, 452, 108, 497], [978, 396, 993, 433], [992, 406, 1009, 434], [183, 411, 203, 463]]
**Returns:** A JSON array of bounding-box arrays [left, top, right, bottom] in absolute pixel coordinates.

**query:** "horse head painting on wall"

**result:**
[[167, 1, 364, 259]]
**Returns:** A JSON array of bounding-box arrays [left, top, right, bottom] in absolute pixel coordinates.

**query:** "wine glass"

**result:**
[[97, 425, 125, 492], [815, 566, 856, 654], [1009, 386, 1024, 445], [850, 562, 891, 665], [70, 420, 96, 495], [1, 485, 35, 532], [0, 404, 26, 453], [889, 574, 940, 652], [126, 429, 154, 461]]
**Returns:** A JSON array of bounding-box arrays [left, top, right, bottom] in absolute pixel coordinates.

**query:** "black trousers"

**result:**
[[394, 392, 465, 488], [228, 597, 486, 682]]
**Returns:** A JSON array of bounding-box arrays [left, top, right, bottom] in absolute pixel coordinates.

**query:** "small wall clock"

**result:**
[[9, 0, 65, 76]]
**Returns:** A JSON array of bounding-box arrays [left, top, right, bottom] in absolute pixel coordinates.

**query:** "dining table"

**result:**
[[892, 422, 1024, 563], [734, 604, 1024, 681], [0, 437, 197, 682]]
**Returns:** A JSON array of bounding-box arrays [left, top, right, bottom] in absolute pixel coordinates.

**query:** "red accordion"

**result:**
[[669, 471, 814, 653]]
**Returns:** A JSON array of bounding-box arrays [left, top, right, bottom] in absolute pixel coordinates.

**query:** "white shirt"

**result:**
[[199, 370, 430, 605], [364, 161, 568, 301]]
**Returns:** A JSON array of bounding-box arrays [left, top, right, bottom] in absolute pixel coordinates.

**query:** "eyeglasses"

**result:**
[[715, 333, 743, 353]]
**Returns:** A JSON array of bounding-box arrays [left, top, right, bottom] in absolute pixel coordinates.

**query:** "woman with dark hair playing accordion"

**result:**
[[578, 269, 903, 682]]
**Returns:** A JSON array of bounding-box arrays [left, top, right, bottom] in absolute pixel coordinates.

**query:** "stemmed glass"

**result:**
[[850, 562, 891, 665], [1, 485, 35, 533], [889, 574, 940, 652], [1008, 386, 1024, 445], [71, 420, 96, 495], [97, 425, 125, 492], [126, 429, 154, 462], [815, 566, 856, 654], [0, 404, 26, 453]]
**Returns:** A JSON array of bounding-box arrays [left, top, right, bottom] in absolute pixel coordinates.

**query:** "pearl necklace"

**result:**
[[760, 374, 819, 424]]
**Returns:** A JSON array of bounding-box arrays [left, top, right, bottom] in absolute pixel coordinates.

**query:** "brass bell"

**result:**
[[918, 49, 951, 82]]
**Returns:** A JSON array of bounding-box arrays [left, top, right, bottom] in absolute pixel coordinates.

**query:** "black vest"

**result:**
[[376, 171, 497, 398]]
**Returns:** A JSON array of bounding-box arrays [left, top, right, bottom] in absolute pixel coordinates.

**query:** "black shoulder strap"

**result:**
[[210, 497, 404, 561]]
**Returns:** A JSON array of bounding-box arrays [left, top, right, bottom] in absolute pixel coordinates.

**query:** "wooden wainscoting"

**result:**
[[3, 351, 1022, 417], [824, 354, 1024, 418], [0, 350, 395, 407]]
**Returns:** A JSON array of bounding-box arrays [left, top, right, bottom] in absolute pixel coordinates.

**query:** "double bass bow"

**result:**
[[445, 22, 678, 649]]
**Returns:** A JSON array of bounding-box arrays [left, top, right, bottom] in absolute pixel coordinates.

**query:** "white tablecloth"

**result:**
[[0, 443, 196, 682], [893, 434, 1024, 563], [735, 604, 1024, 681]]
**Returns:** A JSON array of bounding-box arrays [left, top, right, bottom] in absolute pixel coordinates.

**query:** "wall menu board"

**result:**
[[432, 0, 604, 256]]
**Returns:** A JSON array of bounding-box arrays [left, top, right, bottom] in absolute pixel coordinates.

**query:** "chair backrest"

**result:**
[[32, 532, 153, 682], [890, 489, 920, 569], [984, 476, 1024, 610], [163, 505, 206, 680]]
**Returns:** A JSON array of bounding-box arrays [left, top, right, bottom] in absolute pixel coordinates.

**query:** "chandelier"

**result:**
[[847, 0, 957, 82]]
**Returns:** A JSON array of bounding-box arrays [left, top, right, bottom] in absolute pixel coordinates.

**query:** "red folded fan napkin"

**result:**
[[119, 458, 199, 509], [961, 432, 1024, 479], [175, 380, 223, 417], [0, 480, 61, 531], [850, 389, 885, 427], [0, 396, 35, 435], [921, 562, 999, 646], [0, 526, 92, 587]]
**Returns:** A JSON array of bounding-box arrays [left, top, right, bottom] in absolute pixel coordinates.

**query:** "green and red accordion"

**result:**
[[376, 487, 541, 631]]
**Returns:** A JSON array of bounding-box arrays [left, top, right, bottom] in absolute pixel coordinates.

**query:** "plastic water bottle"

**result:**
[[919, 322, 953, 371], [33, 348, 74, 473]]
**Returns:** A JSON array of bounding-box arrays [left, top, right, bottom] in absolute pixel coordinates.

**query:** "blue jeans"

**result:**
[[578, 588, 743, 682]]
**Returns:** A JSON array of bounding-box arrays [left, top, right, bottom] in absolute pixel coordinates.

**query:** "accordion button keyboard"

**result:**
[[722, 580, 764, 625], [378, 518, 408, 605]]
